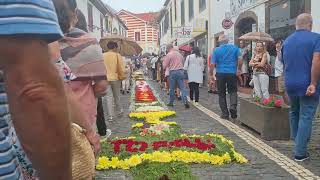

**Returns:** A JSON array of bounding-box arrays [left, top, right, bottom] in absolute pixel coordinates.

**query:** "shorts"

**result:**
[[276, 75, 285, 93]]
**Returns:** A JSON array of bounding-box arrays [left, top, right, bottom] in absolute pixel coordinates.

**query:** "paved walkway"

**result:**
[[197, 87, 320, 178], [95, 82, 320, 180]]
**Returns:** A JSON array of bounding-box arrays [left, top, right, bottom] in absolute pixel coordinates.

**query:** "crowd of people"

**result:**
[[140, 45, 206, 108], [150, 13, 320, 163], [0, 0, 319, 179], [210, 13, 320, 162]]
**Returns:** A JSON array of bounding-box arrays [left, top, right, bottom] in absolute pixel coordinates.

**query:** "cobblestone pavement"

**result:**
[[196, 87, 320, 178], [95, 82, 319, 180]]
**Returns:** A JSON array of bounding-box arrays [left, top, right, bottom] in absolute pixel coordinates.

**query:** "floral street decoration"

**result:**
[[97, 75, 248, 179], [254, 95, 284, 108], [135, 81, 157, 103], [129, 111, 176, 124]]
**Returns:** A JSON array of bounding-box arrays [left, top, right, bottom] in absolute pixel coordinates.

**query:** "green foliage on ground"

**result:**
[[130, 162, 196, 180]]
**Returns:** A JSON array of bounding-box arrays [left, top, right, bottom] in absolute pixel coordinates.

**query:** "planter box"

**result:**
[[239, 98, 290, 141]]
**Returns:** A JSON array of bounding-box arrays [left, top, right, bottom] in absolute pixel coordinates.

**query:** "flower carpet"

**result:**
[[96, 73, 248, 180]]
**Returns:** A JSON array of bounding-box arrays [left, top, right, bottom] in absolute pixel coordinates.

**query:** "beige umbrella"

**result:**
[[239, 32, 274, 42], [100, 35, 143, 56]]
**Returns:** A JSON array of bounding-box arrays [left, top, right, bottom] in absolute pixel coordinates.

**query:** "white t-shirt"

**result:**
[[151, 57, 158, 69], [274, 55, 284, 77]]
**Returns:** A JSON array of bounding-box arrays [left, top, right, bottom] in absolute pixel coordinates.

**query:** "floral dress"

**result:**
[[11, 57, 76, 180]]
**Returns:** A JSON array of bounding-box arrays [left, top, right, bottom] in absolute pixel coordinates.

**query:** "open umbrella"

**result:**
[[179, 45, 192, 52], [100, 35, 143, 56], [239, 32, 274, 42], [72, 61, 107, 80]]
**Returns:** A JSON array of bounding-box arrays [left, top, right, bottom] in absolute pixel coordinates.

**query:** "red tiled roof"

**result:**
[[134, 12, 158, 22]]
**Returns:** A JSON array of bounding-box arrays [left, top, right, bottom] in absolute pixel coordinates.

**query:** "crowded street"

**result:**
[[0, 0, 320, 180], [95, 80, 320, 179]]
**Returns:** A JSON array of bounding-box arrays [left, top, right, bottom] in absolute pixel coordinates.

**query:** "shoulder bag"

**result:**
[[116, 54, 126, 81], [71, 123, 95, 179]]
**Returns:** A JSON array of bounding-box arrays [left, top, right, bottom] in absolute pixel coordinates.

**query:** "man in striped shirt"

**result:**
[[0, 0, 71, 179]]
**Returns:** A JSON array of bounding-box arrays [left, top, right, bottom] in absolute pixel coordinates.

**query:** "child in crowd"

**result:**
[[122, 62, 131, 94]]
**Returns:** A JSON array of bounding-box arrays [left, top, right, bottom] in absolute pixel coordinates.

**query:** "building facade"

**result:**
[[76, 0, 127, 40], [76, 0, 108, 39], [158, 0, 209, 56], [208, 0, 319, 51], [117, 10, 159, 54], [105, 5, 128, 37]]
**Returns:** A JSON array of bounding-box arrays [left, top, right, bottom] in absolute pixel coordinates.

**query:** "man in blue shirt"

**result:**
[[283, 13, 320, 161], [210, 34, 242, 120], [0, 0, 71, 179]]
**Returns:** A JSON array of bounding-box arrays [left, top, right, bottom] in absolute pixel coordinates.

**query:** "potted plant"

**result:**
[[239, 95, 290, 140]]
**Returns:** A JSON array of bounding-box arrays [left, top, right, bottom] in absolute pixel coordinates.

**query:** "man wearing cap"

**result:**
[[210, 34, 242, 120]]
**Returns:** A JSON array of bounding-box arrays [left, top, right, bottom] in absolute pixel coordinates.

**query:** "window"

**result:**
[[170, 8, 173, 36], [135, 31, 141, 41], [87, 3, 93, 32], [105, 16, 109, 32], [174, 0, 177, 21], [199, 0, 206, 12], [113, 28, 118, 35], [100, 14, 104, 37], [181, 0, 185, 25], [188, 0, 194, 21], [164, 12, 169, 34], [290, 0, 305, 19]]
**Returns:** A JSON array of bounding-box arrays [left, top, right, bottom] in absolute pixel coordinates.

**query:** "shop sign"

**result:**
[[222, 18, 233, 29], [174, 27, 192, 38], [193, 18, 207, 32], [230, 0, 260, 16]]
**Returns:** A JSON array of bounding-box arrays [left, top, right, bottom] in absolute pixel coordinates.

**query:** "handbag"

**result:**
[[116, 54, 126, 81], [263, 63, 272, 76], [184, 55, 190, 80], [71, 123, 95, 180]]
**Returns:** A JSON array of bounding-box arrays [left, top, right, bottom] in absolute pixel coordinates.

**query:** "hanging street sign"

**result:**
[[222, 18, 233, 29]]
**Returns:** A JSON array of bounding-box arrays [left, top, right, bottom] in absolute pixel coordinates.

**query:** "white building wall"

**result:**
[[210, 0, 266, 46], [311, 0, 320, 33], [76, 0, 88, 21], [75, 0, 105, 40], [159, 0, 209, 48]]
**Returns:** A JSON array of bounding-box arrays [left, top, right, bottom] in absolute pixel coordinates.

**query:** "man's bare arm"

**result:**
[[310, 52, 320, 86], [0, 37, 71, 180]]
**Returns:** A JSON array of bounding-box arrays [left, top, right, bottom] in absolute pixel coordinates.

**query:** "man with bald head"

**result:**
[[283, 13, 320, 161]]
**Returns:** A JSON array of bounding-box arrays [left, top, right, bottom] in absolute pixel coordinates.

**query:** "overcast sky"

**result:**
[[103, 0, 165, 13]]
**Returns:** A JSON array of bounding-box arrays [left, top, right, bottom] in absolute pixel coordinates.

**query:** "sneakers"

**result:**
[[194, 102, 199, 106], [167, 103, 174, 107], [220, 115, 229, 120], [108, 116, 114, 122], [295, 153, 310, 162], [230, 109, 238, 119], [185, 102, 190, 109], [117, 110, 124, 117], [100, 129, 112, 142]]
